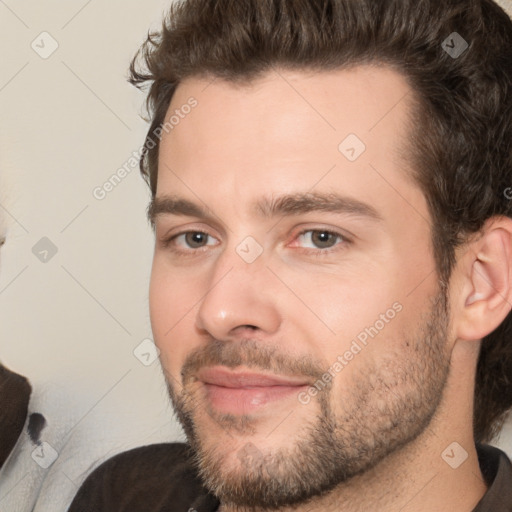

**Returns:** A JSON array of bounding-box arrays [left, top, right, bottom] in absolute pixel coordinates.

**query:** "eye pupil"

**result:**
[[186, 232, 207, 248], [312, 231, 336, 248]]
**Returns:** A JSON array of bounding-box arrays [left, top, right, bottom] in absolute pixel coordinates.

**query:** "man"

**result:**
[[69, 0, 512, 510]]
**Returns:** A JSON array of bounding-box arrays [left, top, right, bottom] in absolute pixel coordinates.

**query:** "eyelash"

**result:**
[[160, 228, 351, 258]]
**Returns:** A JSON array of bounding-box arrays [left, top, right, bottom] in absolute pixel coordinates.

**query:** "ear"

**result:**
[[455, 216, 512, 341]]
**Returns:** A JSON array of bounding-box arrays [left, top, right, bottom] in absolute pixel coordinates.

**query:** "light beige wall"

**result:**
[[0, 0, 186, 464], [496, 0, 512, 14]]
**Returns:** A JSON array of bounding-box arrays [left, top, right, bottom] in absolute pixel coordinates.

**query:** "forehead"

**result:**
[[167, 64, 414, 142], [157, 65, 425, 225]]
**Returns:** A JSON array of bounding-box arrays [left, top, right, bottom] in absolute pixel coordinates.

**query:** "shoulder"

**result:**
[[68, 442, 208, 512], [474, 443, 512, 511], [86, 442, 197, 478], [0, 363, 31, 468]]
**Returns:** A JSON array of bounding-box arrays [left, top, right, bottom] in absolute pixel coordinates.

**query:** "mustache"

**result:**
[[180, 338, 327, 386]]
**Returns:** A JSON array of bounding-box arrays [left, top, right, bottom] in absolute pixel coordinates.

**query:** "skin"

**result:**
[[149, 65, 512, 511]]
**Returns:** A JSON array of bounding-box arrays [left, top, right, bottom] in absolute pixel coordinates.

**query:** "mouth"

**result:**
[[196, 366, 311, 415]]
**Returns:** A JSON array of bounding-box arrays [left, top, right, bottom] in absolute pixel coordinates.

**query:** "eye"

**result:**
[[294, 230, 346, 250], [173, 231, 218, 250]]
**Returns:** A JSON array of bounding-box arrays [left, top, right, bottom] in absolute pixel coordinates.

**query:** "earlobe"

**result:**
[[457, 221, 512, 341]]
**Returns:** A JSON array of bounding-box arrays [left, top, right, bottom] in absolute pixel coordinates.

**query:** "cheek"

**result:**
[[275, 259, 428, 374], [149, 256, 204, 333], [149, 260, 201, 376], [273, 261, 400, 342], [149, 263, 174, 339]]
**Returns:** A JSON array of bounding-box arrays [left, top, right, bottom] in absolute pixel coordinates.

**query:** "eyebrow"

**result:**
[[147, 192, 382, 227]]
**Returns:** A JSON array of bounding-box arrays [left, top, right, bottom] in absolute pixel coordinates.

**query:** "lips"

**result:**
[[197, 366, 311, 388], [196, 366, 311, 415]]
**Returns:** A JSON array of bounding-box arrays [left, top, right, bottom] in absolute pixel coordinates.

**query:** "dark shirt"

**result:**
[[68, 442, 512, 512], [0, 363, 31, 469]]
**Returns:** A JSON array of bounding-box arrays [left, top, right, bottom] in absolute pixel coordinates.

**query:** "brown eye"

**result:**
[[297, 230, 343, 250], [310, 231, 338, 249], [184, 232, 210, 248]]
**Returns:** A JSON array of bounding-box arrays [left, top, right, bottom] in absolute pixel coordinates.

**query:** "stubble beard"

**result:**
[[166, 291, 451, 510]]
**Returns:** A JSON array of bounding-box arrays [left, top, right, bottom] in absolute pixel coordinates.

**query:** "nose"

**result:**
[[195, 256, 281, 341]]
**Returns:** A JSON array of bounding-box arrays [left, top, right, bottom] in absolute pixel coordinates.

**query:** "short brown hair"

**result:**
[[129, 0, 512, 444]]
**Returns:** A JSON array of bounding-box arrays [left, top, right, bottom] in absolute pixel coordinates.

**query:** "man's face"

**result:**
[[149, 66, 452, 507]]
